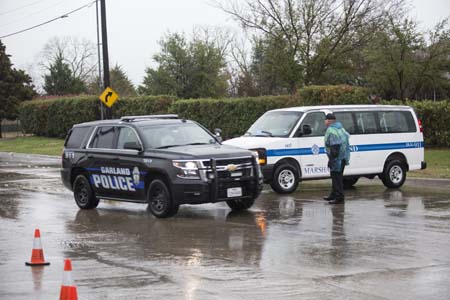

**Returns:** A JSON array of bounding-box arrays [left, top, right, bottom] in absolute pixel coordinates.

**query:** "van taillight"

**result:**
[[418, 119, 423, 132]]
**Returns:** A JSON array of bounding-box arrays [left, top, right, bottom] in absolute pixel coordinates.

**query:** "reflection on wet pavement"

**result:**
[[1, 152, 450, 299]]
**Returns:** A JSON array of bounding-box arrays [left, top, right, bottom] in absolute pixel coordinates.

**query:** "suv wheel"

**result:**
[[270, 163, 299, 194], [73, 175, 99, 209], [147, 179, 179, 218], [381, 160, 406, 188], [226, 198, 255, 211]]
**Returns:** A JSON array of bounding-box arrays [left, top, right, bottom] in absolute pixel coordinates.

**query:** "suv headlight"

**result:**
[[173, 160, 201, 179]]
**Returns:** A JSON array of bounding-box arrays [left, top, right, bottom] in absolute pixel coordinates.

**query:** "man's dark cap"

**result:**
[[325, 113, 336, 120]]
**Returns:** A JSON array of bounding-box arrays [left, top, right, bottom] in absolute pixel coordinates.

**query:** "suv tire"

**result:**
[[73, 175, 99, 209], [381, 160, 406, 188], [270, 163, 299, 194], [147, 179, 179, 218], [226, 198, 255, 211]]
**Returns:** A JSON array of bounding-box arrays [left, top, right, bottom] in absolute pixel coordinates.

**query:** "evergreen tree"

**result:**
[[0, 40, 35, 138], [43, 54, 86, 95]]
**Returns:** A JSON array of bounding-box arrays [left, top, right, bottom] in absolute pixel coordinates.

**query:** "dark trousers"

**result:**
[[330, 160, 346, 201]]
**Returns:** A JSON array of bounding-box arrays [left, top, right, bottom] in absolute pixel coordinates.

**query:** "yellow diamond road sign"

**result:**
[[99, 87, 119, 108]]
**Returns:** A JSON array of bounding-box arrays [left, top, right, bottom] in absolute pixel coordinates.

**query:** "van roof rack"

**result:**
[[120, 114, 179, 122]]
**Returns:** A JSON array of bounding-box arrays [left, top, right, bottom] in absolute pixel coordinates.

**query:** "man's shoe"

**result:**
[[328, 199, 344, 204], [323, 195, 335, 201]]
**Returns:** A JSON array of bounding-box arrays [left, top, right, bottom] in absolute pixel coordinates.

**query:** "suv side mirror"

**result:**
[[214, 128, 223, 143], [302, 124, 312, 135], [123, 141, 142, 151]]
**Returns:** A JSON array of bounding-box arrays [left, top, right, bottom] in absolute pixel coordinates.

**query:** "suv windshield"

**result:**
[[140, 123, 218, 149], [246, 111, 303, 137]]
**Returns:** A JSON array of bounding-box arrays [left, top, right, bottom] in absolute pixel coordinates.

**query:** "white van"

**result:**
[[223, 105, 426, 194]]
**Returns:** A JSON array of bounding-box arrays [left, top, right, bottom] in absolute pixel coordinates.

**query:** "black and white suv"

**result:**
[[61, 115, 263, 218]]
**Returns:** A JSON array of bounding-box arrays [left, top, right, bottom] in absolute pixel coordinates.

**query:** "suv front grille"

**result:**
[[202, 157, 253, 168], [201, 156, 258, 200]]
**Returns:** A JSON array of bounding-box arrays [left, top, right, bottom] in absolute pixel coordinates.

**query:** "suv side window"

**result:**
[[65, 126, 90, 148], [334, 112, 356, 134], [90, 126, 115, 149], [117, 127, 140, 149], [301, 112, 326, 136]]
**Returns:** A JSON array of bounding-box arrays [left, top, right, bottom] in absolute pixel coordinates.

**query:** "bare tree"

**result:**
[[40, 36, 97, 83], [217, 0, 406, 87]]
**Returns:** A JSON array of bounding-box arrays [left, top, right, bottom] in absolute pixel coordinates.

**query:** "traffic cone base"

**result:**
[[60, 285, 78, 300], [25, 261, 50, 266]]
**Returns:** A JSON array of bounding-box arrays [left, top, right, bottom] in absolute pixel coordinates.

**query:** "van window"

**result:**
[[65, 127, 90, 148], [355, 112, 378, 134], [246, 111, 303, 137], [334, 112, 356, 134], [378, 111, 416, 133], [90, 126, 115, 149], [300, 112, 326, 136]]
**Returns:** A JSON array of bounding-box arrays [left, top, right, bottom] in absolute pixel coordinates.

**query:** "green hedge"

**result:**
[[171, 85, 369, 138], [170, 96, 295, 138], [18, 85, 450, 146], [407, 100, 450, 147], [19, 95, 176, 138], [20, 96, 101, 138], [298, 85, 370, 105]]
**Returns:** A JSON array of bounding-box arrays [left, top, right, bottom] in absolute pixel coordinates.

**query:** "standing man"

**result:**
[[323, 113, 350, 204]]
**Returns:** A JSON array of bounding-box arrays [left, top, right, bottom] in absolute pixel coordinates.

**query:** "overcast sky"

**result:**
[[1, 0, 449, 88]]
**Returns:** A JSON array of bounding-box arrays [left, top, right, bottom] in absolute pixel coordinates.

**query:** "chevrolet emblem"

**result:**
[[226, 164, 238, 172]]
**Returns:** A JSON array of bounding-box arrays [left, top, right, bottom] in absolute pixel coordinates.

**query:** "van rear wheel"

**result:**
[[381, 160, 406, 188], [270, 163, 299, 194]]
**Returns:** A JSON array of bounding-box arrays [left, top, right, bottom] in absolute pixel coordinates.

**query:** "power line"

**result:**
[[0, 0, 96, 39], [0, 0, 67, 29], [0, 0, 44, 17]]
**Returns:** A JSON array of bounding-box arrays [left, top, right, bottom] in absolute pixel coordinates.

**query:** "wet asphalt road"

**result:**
[[0, 152, 450, 300]]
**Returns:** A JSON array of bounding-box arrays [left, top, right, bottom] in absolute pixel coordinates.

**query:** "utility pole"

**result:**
[[96, 0, 103, 120], [100, 0, 111, 119]]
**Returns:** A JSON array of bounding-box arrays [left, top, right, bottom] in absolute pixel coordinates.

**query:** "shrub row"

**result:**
[[406, 100, 450, 147], [19, 95, 176, 138], [18, 85, 450, 146], [170, 85, 371, 138]]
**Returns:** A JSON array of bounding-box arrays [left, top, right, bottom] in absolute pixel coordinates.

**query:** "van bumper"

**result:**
[[421, 161, 427, 170], [261, 164, 274, 183]]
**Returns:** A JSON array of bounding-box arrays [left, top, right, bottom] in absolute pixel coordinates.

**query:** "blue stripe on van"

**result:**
[[266, 141, 423, 157]]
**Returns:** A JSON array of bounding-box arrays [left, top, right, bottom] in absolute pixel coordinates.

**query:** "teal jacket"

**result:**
[[324, 122, 351, 172]]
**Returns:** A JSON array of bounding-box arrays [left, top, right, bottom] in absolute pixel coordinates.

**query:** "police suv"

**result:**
[[61, 115, 262, 218], [223, 105, 426, 194]]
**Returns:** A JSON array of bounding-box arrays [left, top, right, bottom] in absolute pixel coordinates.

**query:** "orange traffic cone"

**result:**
[[60, 259, 78, 300], [25, 229, 50, 266]]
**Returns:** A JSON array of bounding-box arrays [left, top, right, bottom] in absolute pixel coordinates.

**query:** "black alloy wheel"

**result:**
[[73, 175, 99, 209], [147, 179, 178, 218]]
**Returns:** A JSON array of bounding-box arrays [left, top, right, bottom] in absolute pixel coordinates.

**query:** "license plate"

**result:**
[[227, 187, 242, 198]]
